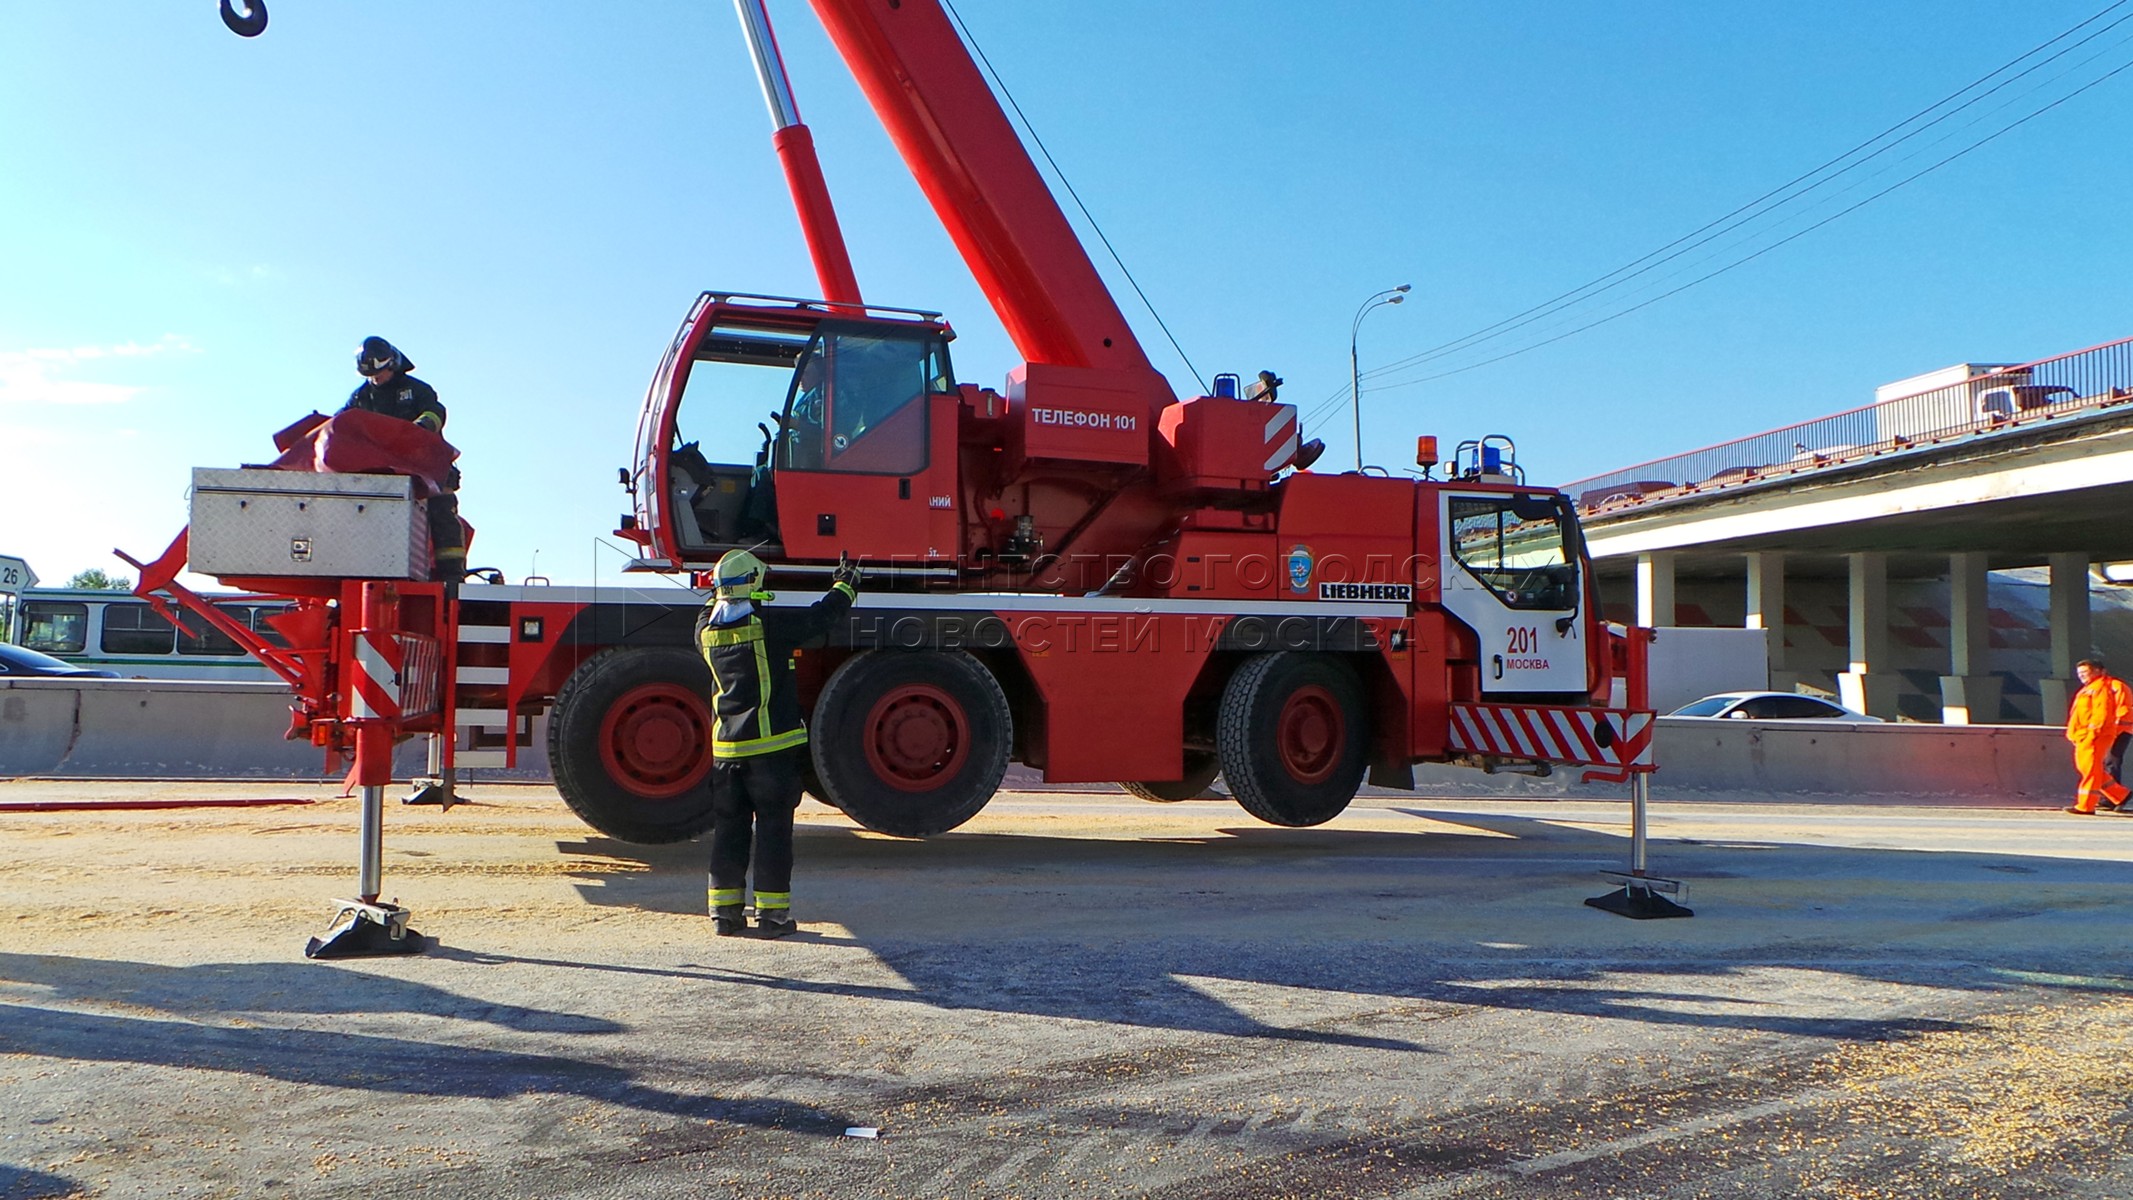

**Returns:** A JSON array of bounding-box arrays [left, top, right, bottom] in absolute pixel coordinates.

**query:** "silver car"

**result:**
[[1668, 691, 1882, 722]]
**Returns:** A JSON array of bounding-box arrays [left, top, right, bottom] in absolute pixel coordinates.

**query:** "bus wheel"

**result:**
[[1217, 653, 1367, 827], [810, 651, 1010, 838], [550, 646, 718, 844], [1122, 752, 1221, 802]]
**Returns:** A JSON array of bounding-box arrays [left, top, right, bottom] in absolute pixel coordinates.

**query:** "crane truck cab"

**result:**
[[625, 292, 965, 572]]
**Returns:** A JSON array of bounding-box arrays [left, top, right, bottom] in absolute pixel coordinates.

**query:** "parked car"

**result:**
[[0, 643, 122, 678], [1668, 691, 1882, 722]]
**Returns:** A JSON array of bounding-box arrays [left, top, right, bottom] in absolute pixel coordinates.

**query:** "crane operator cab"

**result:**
[[626, 292, 964, 571]]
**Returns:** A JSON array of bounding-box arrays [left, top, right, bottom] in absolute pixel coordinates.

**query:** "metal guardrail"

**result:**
[[1564, 336, 2133, 514]]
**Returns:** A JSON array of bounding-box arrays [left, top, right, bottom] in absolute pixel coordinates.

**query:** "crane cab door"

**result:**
[[772, 323, 962, 561], [1437, 490, 1591, 697]]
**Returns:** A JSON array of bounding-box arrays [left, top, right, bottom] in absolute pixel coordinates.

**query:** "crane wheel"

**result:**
[[809, 650, 1010, 838], [1216, 653, 1367, 827], [549, 646, 719, 844], [1121, 752, 1221, 802]]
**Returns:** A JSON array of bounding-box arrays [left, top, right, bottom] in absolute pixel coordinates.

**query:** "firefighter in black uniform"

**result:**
[[696, 548, 858, 937], [344, 336, 466, 586]]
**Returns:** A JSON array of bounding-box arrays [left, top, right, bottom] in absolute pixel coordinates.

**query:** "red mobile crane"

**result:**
[[143, 1, 1655, 860]]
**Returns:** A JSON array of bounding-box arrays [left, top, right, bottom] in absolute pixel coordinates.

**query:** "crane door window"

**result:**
[[781, 327, 953, 476], [1448, 496, 1579, 611]]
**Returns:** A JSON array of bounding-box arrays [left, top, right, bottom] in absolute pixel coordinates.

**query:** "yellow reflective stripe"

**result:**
[[753, 627, 775, 724], [832, 581, 856, 600], [709, 888, 744, 907], [754, 891, 791, 910], [702, 624, 764, 647], [713, 727, 809, 757]]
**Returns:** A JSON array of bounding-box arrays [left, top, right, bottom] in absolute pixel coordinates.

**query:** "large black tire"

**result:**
[[1121, 751, 1221, 802], [809, 651, 1010, 837], [549, 646, 718, 844], [1217, 653, 1368, 827]]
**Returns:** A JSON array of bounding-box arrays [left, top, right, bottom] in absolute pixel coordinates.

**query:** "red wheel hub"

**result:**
[[863, 684, 969, 792], [1276, 684, 1344, 785], [596, 682, 713, 799]]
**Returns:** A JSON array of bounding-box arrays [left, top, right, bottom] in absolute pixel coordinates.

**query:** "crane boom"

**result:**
[[804, 0, 1172, 404]]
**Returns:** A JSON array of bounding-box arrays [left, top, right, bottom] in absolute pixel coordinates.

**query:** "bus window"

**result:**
[[100, 603, 177, 655], [23, 601, 88, 654], [249, 607, 291, 649], [177, 605, 251, 656]]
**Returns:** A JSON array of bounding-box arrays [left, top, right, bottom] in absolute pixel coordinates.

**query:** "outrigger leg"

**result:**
[[306, 783, 427, 957], [402, 734, 458, 810], [305, 582, 432, 958], [1586, 773, 1692, 919]]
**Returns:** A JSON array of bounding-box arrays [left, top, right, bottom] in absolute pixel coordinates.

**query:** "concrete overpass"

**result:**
[[1566, 337, 2133, 724]]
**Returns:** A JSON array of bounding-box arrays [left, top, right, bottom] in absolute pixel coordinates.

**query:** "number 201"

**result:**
[[1505, 625, 1537, 654]]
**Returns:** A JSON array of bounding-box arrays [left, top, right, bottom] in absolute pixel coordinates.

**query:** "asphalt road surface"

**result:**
[[4, 780, 2132, 1199]]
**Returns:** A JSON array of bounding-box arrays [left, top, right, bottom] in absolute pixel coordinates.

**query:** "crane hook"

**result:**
[[219, 0, 268, 37]]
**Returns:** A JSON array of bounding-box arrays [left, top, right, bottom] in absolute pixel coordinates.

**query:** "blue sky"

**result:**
[[4, 1, 2130, 586]]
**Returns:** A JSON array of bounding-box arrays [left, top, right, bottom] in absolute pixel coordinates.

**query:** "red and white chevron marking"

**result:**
[[1449, 703, 1654, 771], [1261, 404, 1299, 472], [348, 630, 403, 722]]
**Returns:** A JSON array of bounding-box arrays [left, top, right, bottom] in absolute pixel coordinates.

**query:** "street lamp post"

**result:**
[[1349, 283, 1411, 472]]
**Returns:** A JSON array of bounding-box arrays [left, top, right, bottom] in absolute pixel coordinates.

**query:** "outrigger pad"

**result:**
[[304, 907, 428, 959], [1585, 885, 1695, 920], [401, 781, 456, 810]]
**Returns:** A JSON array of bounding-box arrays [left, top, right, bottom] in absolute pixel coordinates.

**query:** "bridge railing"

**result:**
[[1564, 336, 2133, 514]]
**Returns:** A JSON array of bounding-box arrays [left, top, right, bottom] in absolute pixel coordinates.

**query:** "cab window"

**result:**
[[1448, 496, 1580, 611], [780, 326, 951, 475]]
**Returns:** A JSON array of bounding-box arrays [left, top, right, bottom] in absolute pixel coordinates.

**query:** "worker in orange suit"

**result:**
[[2063, 656, 2133, 814]]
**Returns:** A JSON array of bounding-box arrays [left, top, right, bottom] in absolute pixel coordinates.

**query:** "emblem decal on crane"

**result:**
[[1287, 545, 1313, 593]]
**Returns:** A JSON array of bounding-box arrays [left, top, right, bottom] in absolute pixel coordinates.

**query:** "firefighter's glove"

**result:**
[[414, 413, 443, 433], [833, 558, 862, 590]]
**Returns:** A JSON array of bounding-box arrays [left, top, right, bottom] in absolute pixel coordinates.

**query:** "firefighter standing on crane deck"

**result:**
[[697, 549, 859, 936], [2063, 656, 2133, 814], [345, 336, 467, 586]]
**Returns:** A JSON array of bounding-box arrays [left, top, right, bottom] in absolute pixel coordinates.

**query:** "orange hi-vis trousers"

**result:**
[[2073, 736, 2130, 813]]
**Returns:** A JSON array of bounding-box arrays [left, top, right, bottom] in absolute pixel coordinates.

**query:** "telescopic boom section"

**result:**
[[734, 0, 864, 307], [804, 0, 1168, 396]]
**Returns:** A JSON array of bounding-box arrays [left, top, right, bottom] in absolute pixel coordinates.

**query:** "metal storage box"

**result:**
[[189, 468, 430, 580]]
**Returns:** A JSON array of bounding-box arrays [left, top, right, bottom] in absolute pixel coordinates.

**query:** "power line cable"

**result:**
[[1359, 0, 2133, 384], [1367, 52, 2133, 391], [941, 0, 1210, 394]]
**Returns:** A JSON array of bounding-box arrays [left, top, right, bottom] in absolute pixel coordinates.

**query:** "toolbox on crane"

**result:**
[[189, 468, 432, 580]]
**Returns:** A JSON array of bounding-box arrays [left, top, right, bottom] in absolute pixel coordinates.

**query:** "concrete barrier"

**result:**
[[1644, 717, 2069, 804], [1, 679, 2077, 805], [0, 682, 81, 776], [1407, 717, 2071, 805], [1, 678, 337, 779]]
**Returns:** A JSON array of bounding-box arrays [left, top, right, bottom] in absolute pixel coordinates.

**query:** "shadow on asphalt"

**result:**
[[0, 971, 848, 1142], [0, 1165, 82, 1200], [538, 808, 2133, 1049]]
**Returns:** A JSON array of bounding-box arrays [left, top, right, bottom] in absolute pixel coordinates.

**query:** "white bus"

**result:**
[[8, 588, 288, 682]]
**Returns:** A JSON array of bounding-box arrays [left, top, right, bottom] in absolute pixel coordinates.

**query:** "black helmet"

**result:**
[[356, 336, 412, 376]]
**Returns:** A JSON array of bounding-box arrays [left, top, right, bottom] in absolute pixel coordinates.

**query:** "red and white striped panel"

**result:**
[[348, 630, 403, 723], [1449, 703, 1654, 771], [1262, 404, 1299, 473]]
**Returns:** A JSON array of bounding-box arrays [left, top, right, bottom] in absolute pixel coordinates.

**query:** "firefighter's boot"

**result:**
[[754, 907, 798, 939], [713, 905, 748, 937]]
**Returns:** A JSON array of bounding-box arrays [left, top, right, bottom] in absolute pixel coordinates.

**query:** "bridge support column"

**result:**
[[1744, 551, 1790, 691], [1636, 552, 1676, 628], [1839, 551, 1901, 719], [1940, 552, 2000, 724], [2040, 551, 2092, 723]]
